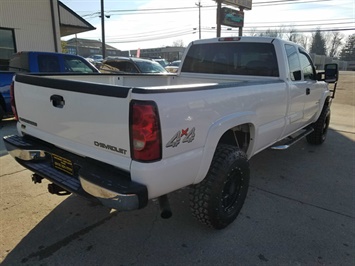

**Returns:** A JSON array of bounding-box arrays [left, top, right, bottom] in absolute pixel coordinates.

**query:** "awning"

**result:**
[[59, 1, 96, 37]]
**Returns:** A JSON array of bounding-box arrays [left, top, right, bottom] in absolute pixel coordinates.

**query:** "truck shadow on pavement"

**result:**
[[1, 128, 354, 266], [0, 118, 17, 157]]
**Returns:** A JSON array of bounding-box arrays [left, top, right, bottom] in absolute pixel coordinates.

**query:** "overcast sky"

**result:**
[[60, 0, 355, 51]]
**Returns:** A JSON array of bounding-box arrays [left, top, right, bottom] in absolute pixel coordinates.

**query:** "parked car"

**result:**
[[165, 60, 181, 73], [152, 58, 169, 67], [225, 13, 243, 23], [99, 57, 168, 74], [89, 54, 103, 63]]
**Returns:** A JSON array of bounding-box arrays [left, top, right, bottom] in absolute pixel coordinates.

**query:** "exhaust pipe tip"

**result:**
[[158, 194, 172, 219], [161, 209, 173, 219]]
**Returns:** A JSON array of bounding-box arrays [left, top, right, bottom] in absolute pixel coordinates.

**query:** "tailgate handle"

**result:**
[[50, 95, 65, 108]]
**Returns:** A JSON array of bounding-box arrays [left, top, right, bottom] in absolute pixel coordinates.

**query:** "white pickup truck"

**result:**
[[3, 37, 338, 229]]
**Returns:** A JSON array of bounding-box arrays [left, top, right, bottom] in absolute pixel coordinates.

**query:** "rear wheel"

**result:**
[[0, 104, 5, 122], [306, 105, 330, 145], [189, 144, 250, 229]]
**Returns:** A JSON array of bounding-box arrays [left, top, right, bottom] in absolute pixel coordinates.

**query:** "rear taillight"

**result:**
[[130, 100, 162, 162], [9, 81, 18, 120]]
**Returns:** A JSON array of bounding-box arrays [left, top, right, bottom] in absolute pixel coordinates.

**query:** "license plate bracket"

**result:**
[[52, 153, 74, 176]]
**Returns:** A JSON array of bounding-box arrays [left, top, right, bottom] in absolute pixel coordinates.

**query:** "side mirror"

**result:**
[[293, 70, 302, 81], [324, 63, 338, 83]]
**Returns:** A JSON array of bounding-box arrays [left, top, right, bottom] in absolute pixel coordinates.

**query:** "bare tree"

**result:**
[[245, 26, 310, 49], [340, 34, 355, 61], [248, 28, 259, 37], [259, 28, 282, 38], [325, 32, 344, 58], [284, 27, 309, 49], [172, 39, 185, 47]]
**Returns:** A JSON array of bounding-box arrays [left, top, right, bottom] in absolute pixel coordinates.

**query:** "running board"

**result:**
[[271, 127, 314, 150]]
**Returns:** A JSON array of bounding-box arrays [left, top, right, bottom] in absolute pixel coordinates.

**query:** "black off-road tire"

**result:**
[[0, 104, 5, 122], [306, 105, 331, 145], [189, 144, 250, 229]]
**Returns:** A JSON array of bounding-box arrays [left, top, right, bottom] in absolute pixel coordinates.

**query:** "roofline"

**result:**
[[58, 1, 95, 31]]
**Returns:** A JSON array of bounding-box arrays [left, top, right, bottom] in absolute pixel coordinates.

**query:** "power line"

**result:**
[[245, 21, 354, 28], [253, 0, 332, 6], [71, 0, 354, 47], [81, 0, 335, 18], [100, 21, 353, 40], [248, 18, 354, 25], [106, 30, 194, 44], [82, 25, 354, 46]]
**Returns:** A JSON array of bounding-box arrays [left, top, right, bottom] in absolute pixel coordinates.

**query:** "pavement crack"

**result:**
[[250, 185, 355, 219], [333, 129, 355, 134], [133, 203, 159, 265], [21, 211, 118, 263], [0, 169, 27, 177]]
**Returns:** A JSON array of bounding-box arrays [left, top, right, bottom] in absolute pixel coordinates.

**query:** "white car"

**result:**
[[165, 60, 181, 73]]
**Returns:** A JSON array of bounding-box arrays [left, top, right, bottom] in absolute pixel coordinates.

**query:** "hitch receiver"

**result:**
[[48, 183, 71, 196], [32, 174, 43, 184]]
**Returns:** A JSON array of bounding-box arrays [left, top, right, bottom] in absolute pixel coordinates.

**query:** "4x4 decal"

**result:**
[[166, 127, 195, 148]]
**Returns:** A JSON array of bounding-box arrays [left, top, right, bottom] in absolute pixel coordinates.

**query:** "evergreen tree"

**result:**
[[340, 34, 355, 61], [310, 30, 327, 55]]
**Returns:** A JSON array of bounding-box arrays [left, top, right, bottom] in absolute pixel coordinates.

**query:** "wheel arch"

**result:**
[[193, 112, 257, 184], [314, 91, 332, 122], [0, 94, 6, 121], [0, 94, 6, 111]]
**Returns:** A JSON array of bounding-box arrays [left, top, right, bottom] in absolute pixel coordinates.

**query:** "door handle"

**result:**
[[50, 95, 65, 108], [306, 88, 310, 95]]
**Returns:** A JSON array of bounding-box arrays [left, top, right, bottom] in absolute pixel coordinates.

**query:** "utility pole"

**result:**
[[100, 0, 106, 59], [75, 34, 78, 55], [195, 0, 202, 39], [239, 7, 244, 36], [216, 0, 222, 37]]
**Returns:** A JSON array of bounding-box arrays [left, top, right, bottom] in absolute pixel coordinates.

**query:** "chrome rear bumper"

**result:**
[[3, 135, 148, 211]]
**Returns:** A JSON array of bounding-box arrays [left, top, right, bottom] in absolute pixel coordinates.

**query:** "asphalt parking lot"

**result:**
[[0, 72, 354, 266]]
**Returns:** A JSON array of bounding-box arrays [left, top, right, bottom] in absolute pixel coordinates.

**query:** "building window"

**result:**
[[90, 49, 99, 53], [0, 28, 16, 69], [66, 47, 77, 55]]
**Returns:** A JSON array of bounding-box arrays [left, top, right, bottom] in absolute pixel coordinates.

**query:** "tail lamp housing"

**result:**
[[10, 81, 18, 120], [129, 100, 162, 162]]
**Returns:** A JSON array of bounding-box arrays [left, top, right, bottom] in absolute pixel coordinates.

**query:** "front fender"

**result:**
[[193, 111, 257, 184], [314, 89, 331, 122]]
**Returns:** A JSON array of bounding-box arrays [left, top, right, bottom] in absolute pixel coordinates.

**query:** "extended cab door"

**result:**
[[283, 44, 322, 136], [298, 48, 324, 122], [284, 44, 306, 134]]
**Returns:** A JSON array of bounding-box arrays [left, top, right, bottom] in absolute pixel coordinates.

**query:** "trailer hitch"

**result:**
[[32, 174, 43, 184], [48, 183, 71, 196]]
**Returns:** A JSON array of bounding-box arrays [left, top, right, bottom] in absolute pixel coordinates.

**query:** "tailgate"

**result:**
[[14, 74, 132, 170]]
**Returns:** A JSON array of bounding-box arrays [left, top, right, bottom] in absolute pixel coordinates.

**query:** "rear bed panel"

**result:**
[[14, 74, 133, 170]]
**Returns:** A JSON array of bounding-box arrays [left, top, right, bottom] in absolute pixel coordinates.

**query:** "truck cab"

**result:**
[[0, 51, 99, 121], [9, 51, 98, 73]]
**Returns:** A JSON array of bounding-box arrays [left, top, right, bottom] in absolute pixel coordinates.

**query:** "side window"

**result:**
[[299, 50, 316, 80], [63, 56, 95, 73], [38, 55, 60, 72], [0, 28, 16, 70], [285, 44, 301, 81], [126, 62, 139, 73]]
